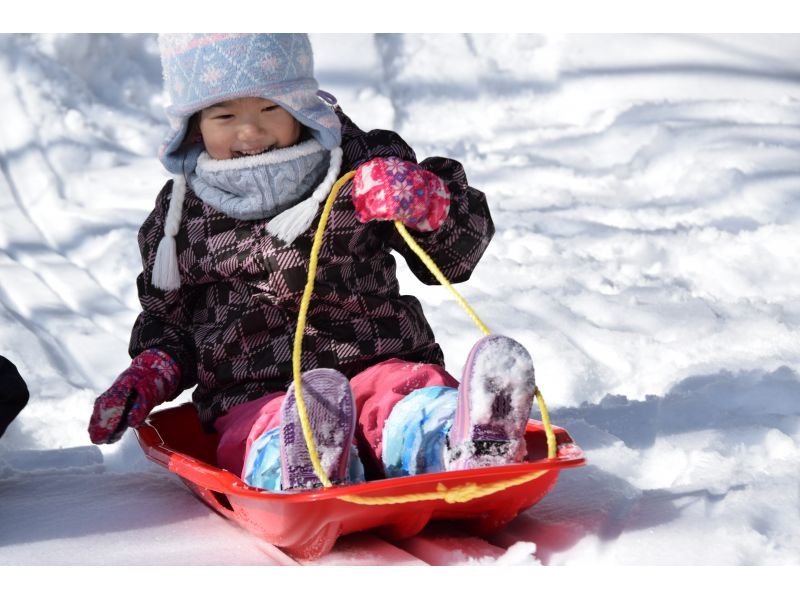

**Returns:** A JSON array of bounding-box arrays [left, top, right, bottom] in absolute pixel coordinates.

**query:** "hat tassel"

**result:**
[[266, 146, 343, 244], [151, 175, 186, 291]]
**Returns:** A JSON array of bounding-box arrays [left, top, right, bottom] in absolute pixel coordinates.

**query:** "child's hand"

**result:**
[[88, 348, 180, 444], [352, 157, 450, 232]]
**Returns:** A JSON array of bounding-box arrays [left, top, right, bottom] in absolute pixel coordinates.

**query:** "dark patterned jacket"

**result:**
[[129, 108, 494, 429]]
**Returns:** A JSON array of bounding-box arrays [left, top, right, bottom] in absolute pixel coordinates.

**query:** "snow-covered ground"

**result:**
[[1, 33, 799, 571]]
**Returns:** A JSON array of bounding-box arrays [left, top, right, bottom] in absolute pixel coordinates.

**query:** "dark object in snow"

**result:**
[[0, 355, 29, 438]]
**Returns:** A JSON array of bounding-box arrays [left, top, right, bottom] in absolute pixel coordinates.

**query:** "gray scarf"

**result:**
[[190, 138, 330, 221]]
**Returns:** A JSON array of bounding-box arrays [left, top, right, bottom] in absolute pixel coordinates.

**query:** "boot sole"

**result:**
[[280, 369, 355, 490]]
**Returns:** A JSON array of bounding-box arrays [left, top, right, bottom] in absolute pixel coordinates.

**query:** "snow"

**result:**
[[466, 336, 534, 427], [1, 32, 799, 576]]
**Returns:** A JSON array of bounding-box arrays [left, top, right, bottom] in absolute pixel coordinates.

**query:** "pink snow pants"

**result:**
[[214, 359, 458, 480]]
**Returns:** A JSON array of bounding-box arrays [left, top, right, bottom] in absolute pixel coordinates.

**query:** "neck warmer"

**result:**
[[190, 139, 330, 221], [150, 144, 344, 292]]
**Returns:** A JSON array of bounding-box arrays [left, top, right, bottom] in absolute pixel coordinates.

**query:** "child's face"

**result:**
[[198, 97, 302, 159]]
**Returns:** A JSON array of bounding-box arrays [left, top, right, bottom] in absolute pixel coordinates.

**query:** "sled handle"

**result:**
[[292, 170, 557, 490]]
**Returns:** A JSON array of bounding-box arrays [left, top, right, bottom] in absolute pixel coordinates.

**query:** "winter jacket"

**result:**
[[129, 108, 494, 429]]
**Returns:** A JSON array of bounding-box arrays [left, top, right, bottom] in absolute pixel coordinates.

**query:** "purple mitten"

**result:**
[[352, 157, 451, 232], [88, 348, 180, 444]]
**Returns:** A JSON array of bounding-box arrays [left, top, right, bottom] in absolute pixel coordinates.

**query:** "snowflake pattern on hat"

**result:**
[[157, 33, 340, 174]]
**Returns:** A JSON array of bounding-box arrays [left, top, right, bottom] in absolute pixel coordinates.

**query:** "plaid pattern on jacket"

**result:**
[[129, 108, 494, 429]]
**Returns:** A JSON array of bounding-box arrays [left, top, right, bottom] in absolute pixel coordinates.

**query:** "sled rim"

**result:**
[[136, 404, 585, 505]]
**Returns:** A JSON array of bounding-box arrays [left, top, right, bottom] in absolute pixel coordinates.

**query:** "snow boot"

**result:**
[[280, 368, 356, 490], [445, 335, 536, 470]]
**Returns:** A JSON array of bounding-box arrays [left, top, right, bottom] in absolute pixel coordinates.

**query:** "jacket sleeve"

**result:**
[[337, 107, 495, 285], [128, 180, 199, 393]]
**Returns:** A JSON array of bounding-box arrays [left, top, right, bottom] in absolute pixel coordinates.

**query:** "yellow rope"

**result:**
[[292, 170, 356, 488], [338, 470, 548, 505], [535, 388, 557, 460], [393, 221, 491, 336], [394, 220, 556, 459], [291, 169, 558, 501]]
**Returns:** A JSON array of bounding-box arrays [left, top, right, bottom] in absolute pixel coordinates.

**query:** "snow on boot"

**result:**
[[280, 368, 356, 490], [445, 335, 536, 470]]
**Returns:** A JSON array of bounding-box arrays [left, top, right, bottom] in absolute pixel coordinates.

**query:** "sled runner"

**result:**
[[136, 402, 584, 559], [136, 170, 585, 559]]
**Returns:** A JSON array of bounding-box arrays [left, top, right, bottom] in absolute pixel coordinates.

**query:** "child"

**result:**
[[88, 33, 537, 490], [0, 355, 29, 438]]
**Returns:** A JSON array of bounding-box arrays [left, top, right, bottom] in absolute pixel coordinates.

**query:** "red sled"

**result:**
[[136, 402, 585, 560]]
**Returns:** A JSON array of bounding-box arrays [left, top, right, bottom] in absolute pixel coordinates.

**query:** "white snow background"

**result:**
[[1, 32, 799, 576]]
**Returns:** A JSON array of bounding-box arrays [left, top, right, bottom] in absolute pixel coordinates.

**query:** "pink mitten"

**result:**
[[88, 348, 180, 444], [352, 157, 451, 232]]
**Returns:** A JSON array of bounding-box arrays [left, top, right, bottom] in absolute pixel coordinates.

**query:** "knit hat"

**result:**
[[157, 33, 341, 174], [150, 33, 345, 291]]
